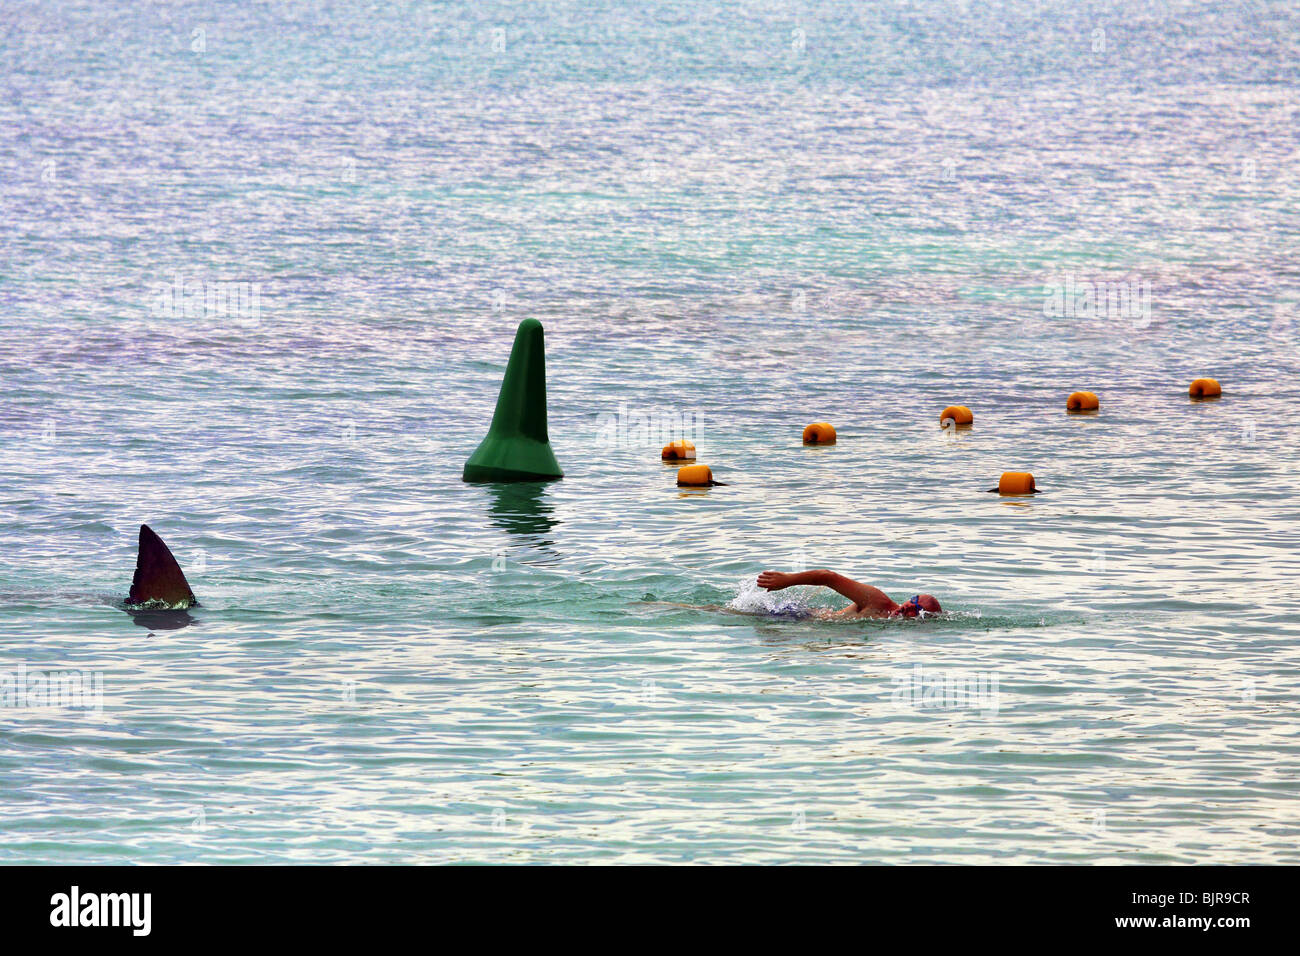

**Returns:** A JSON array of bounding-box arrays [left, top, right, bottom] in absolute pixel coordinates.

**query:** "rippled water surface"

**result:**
[[2, 1, 1299, 863]]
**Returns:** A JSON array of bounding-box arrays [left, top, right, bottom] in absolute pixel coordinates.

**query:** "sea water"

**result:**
[[1, 1, 1298, 863]]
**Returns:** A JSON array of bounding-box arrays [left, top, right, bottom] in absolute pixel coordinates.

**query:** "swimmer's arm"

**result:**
[[757, 569, 876, 612]]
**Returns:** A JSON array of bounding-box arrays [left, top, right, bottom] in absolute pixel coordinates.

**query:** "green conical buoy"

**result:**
[[463, 318, 564, 482]]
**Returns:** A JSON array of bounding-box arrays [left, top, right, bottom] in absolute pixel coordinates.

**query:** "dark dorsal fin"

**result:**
[[127, 524, 198, 607]]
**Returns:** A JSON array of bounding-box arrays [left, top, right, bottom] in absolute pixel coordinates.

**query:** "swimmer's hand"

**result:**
[[757, 571, 794, 591]]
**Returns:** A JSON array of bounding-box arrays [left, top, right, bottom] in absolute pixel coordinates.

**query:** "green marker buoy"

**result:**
[[463, 318, 564, 483]]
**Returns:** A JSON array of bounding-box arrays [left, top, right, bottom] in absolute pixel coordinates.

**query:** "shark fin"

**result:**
[[127, 524, 198, 608]]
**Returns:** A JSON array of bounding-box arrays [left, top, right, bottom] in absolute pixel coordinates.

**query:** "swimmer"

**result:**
[[757, 569, 941, 619], [641, 569, 942, 621]]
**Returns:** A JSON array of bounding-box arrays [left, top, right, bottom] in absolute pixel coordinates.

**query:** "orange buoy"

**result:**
[[1189, 378, 1221, 399], [661, 440, 696, 461], [992, 472, 1037, 495], [940, 405, 973, 427], [802, 422, 836, 444], [1066, 391, 1099, 412], [677, 464, 723, 487]]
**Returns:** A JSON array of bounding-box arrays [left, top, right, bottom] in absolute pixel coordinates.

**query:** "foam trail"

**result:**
[[726, 578, 815, 618]]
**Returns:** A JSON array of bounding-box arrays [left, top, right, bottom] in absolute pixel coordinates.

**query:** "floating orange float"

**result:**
[[677, 464, 722, 487], [940, 405, 973, 427], [1066, 391, 1099, 412], [992, 472, 1037, 495], [1189, 378, 1221, 399], [661, 440, 696, 461], [802, 422, 836, 444]]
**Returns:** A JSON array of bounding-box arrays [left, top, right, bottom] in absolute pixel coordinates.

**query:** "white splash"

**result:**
[[726, 577, 813, 617]]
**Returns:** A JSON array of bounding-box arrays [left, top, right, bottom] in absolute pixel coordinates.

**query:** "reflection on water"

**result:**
[[125, 608, 198, 631], [676, 488, 713, 499], [484, 481, 558, 540]]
